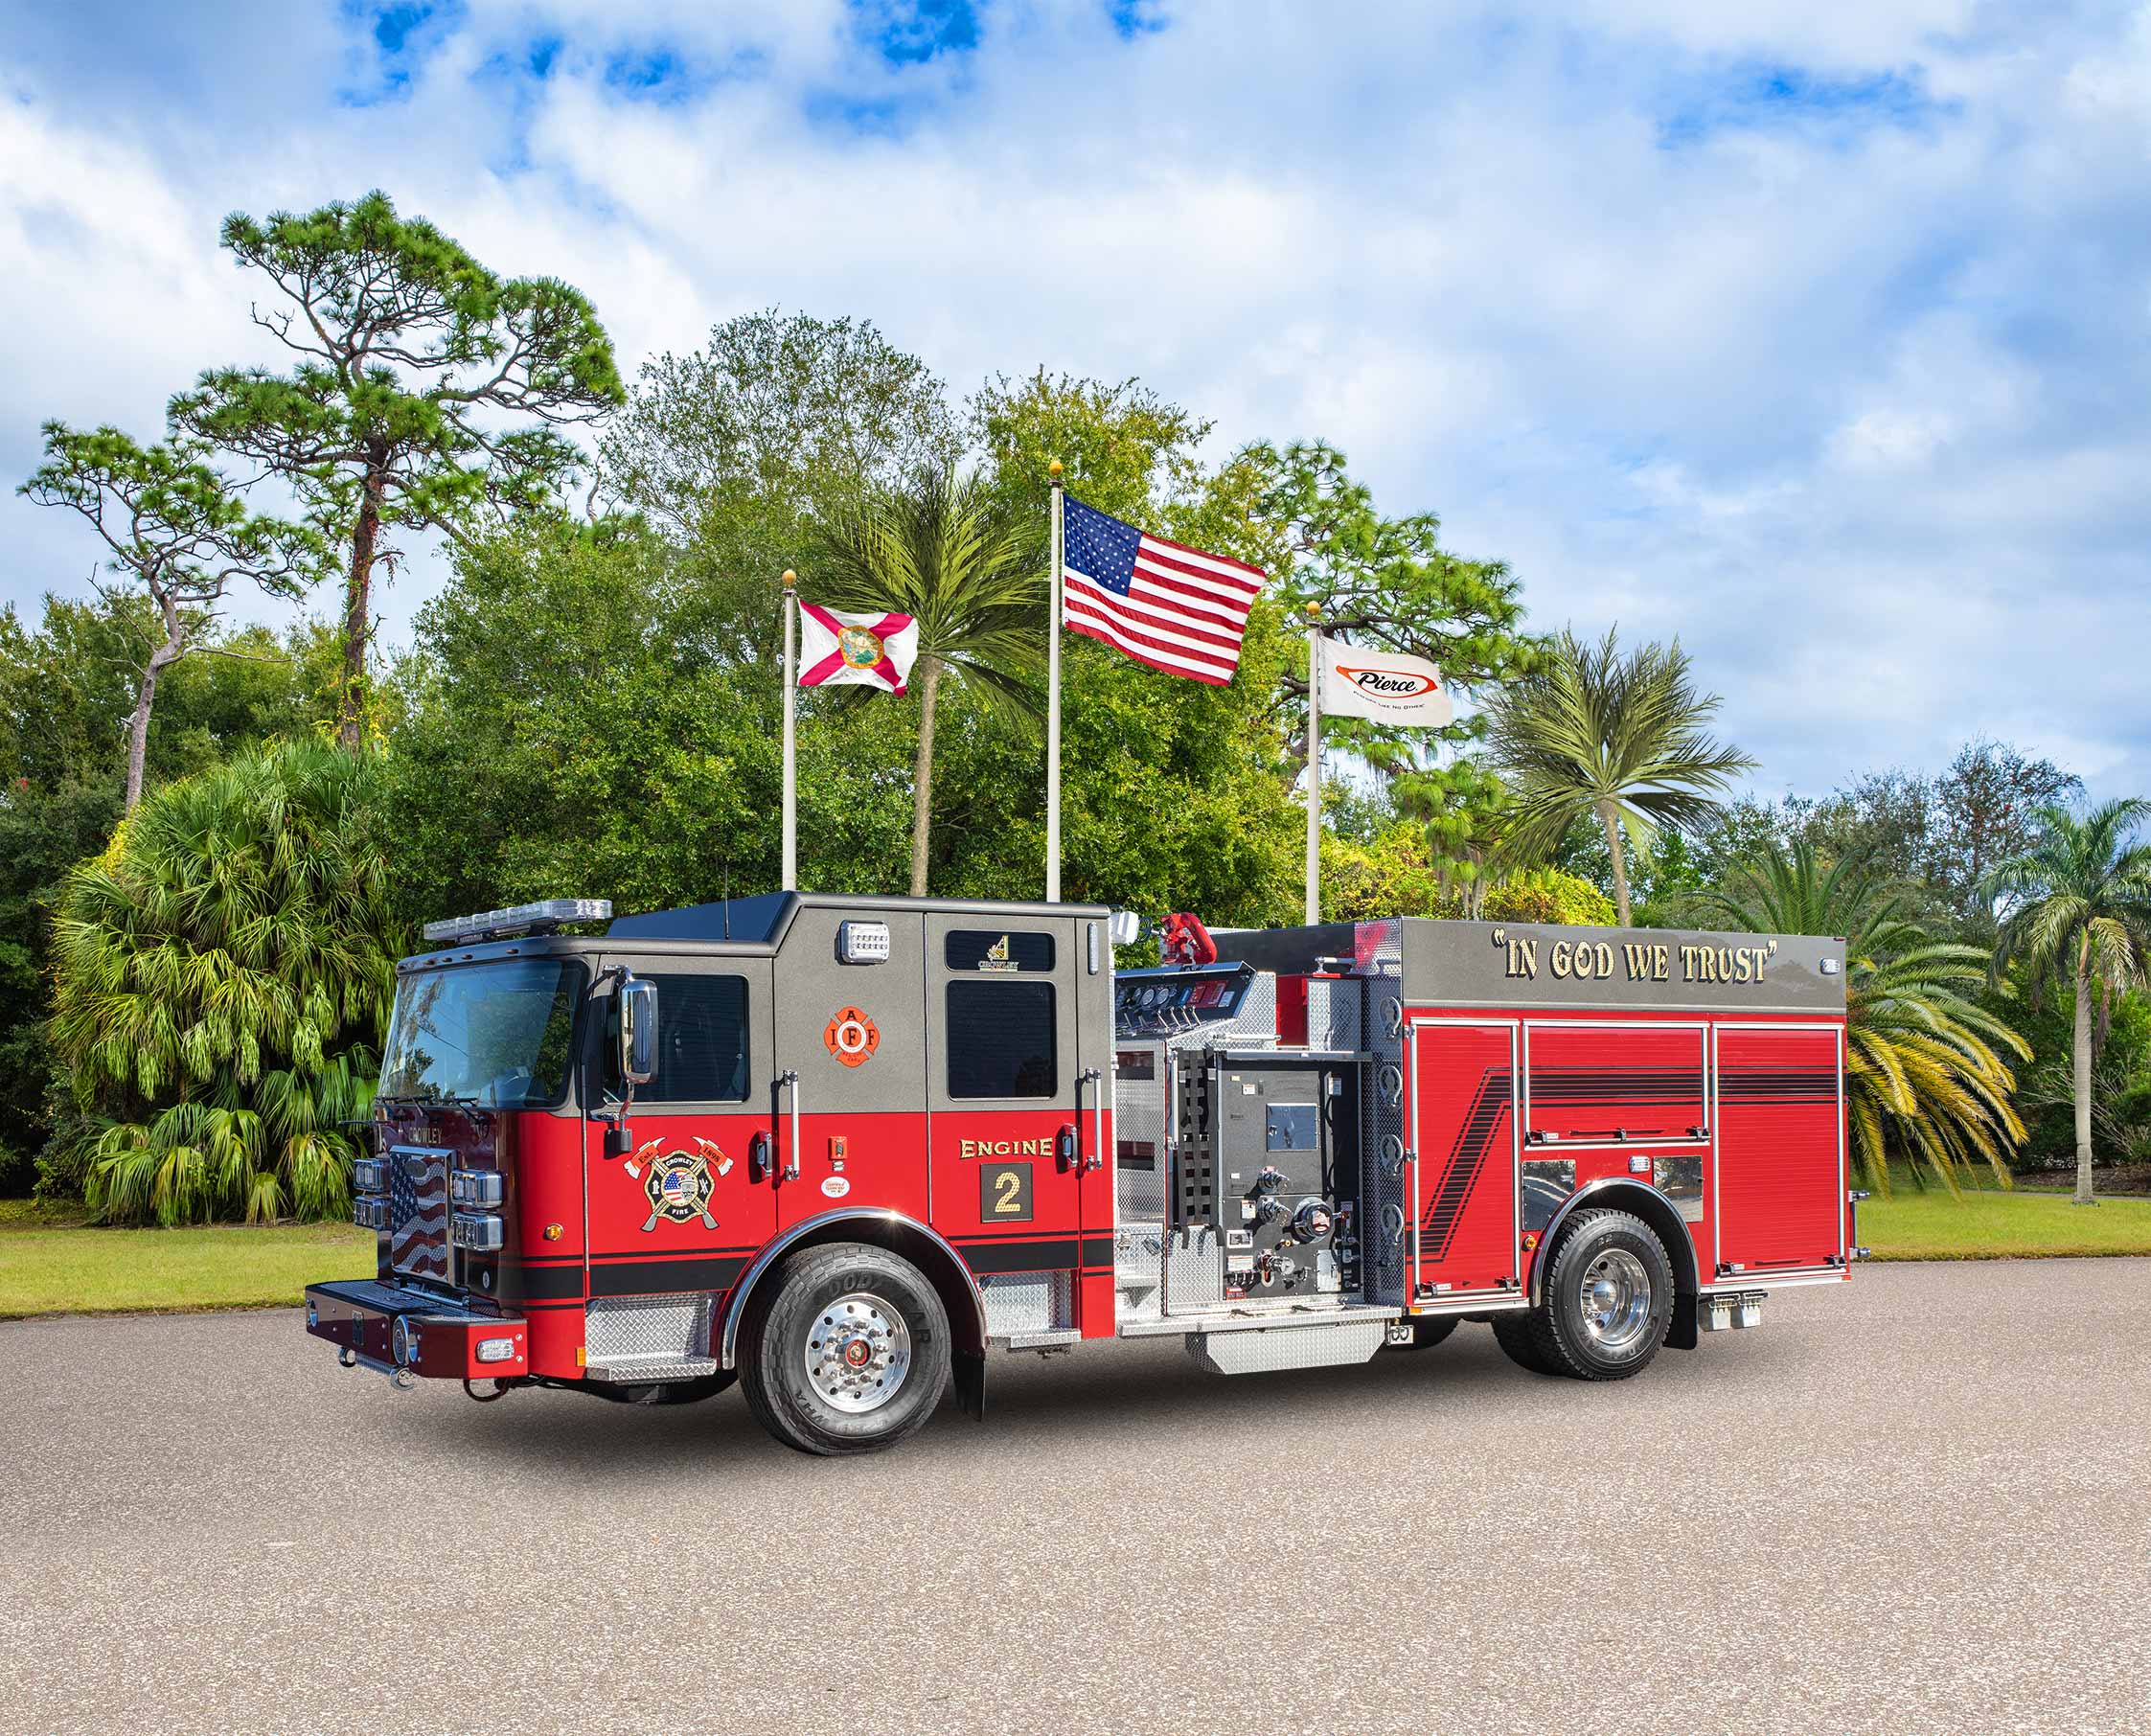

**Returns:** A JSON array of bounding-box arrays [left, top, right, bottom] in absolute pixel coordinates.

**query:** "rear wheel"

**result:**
[[740, 1242, 951, 1454], [1509, 1208, 1674, 1382], [1490, 1310, 1560, 1375]]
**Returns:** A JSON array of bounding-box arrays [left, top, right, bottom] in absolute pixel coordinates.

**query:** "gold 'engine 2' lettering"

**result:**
[[958, 1137, 1053, 1159]]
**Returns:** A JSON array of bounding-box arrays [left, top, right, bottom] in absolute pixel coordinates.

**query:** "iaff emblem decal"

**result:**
[[824, 1006, 880, 1067], [627, 1136, 722, 1233]]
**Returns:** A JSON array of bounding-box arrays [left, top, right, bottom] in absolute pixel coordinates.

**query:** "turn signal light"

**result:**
[[475, 1336, 519, 1364]]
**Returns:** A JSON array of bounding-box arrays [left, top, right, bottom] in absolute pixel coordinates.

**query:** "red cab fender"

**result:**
[[717, 1207, 990, 1371]]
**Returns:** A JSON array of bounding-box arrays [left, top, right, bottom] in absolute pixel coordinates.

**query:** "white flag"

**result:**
[[1317, 637, 1454, 727], [797, 604, 920, 695]]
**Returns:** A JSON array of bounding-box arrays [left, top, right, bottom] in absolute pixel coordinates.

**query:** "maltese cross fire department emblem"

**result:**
[[629, 1137, 721, 1233]]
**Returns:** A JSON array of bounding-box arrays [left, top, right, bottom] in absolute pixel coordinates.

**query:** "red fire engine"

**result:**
[[306, 892, 1861, 1454]]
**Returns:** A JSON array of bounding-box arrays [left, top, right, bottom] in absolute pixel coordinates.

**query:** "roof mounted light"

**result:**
[[421, 899, 612, 945]]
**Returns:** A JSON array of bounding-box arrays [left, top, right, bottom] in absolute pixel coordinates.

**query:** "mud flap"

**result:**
[[952, 1350, 987, 1420], [1665, 1291, 1699, 1351]]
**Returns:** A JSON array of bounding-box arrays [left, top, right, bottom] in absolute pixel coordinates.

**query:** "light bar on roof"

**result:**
[[421, 899, 613, 945]]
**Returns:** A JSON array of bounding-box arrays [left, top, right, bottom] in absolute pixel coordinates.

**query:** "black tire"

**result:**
[[739, 1242, 951, 1455], [1386, 1315, 1461, 1352], [1490, 1309, 1561, 1375], [1512, 1208, 1675, 1382]]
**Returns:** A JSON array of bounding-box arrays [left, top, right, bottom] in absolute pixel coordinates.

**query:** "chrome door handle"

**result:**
[[778, 1071, 801, 1180], [1078, 1068, 1104, 1172]]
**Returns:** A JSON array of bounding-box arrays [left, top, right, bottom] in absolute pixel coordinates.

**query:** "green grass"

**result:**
[[1862, 1176, 2151, 1261], [4, 1163, 2150, 1319], [0, 1200, 375, 1318]]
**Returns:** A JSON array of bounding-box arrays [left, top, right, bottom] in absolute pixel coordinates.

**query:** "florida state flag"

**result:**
[[797, 605, 920, 694]]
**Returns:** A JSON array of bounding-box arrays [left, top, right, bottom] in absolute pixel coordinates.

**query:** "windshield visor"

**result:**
[[379, 959, 586, 1108]]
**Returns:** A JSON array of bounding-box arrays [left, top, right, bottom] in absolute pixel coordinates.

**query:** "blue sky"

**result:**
[[3, 0, 2148, 802]]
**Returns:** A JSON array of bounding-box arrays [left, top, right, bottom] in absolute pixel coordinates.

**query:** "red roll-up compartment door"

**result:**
[[1524, 1022, 1706, 1145], [1409, 1021, 1519, 1297], [1714, 1024, 1843, 1272]]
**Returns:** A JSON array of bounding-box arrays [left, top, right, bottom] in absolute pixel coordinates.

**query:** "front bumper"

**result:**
[[306, 1279, 528, 1381]]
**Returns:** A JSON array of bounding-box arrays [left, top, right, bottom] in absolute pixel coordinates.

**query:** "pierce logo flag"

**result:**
[[1316, 636, 1454, 727]]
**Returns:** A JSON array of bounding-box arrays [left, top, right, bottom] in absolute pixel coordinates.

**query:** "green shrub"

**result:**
[[48, 742, 404, 1224], [1321, 829, 1614, 926]]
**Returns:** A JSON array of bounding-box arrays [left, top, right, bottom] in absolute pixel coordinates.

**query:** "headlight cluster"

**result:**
[[449, 1212, 505, 1251]]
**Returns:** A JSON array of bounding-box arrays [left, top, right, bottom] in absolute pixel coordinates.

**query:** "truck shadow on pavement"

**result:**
[[407, 1323, 1754, 1476]]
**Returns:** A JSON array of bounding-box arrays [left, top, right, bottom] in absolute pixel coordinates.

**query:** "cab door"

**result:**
[[584, 954, 778, 1304], [925, 914, 1101, 1332], [769, 903, 929, 1231]]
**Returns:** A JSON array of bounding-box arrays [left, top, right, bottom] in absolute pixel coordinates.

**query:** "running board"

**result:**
[[584, 1356, 721, 1382], [1116, 1303, 1403, 1376], [1190, 1314, 1391, 1375]]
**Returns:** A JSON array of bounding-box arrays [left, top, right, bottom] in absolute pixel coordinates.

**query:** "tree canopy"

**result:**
[[19, 423, 320, 809], [171, 190, 625, 747], [12, 191, 2146, 1212]]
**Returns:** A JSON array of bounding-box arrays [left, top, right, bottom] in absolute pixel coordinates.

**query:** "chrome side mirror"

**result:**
[[1108, 909, 1143, 948], [620, 975, 658, 1086]]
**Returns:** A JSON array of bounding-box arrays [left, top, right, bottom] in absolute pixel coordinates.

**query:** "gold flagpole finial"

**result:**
[[1306, 602, 1321, 621], [782, 569, 796, 589], [1047, 458, 1063, 481]]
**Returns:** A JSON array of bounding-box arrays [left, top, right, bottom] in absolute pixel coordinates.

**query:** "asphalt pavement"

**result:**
[[4, 1259, 2147, 1736]]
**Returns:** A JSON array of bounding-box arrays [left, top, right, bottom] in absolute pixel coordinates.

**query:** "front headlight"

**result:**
[[449, 1212, 505, 1251]]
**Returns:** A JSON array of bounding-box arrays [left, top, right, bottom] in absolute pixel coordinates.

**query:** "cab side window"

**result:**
[[946, 980, 1057, 1098], [606, 973, 751, 1103]]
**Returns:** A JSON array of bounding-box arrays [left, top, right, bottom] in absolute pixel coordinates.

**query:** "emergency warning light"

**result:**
[[421, 899, 613, 945]]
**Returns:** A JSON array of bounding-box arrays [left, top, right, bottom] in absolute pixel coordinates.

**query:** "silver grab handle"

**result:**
[[779, 1070, 801, 1180], [1079, 1067, 1104, 1172]]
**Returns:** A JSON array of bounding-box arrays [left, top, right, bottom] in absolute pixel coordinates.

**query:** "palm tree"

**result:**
[[812, 468, 1044, 896], [1984, 800, 2151, 1205], [1484, 627, 1754, 925], [1701, 839, 2027, 1195], [49, 741, 404, 1223]]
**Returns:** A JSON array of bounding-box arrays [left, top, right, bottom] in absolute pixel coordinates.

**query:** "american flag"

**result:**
[[1061, 493, 1265, 685]]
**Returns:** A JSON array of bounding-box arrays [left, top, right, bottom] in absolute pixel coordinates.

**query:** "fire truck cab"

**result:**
[[307, 892, 1857, 1454]]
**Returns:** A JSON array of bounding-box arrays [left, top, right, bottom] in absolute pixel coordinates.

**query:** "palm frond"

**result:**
[[50, 741, 406, 1224]]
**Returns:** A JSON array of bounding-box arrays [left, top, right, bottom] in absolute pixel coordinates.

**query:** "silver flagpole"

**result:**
[[781, 569, 798, 891], [1304, 603, 1321, 925], [1046, 459, 1064, 904]]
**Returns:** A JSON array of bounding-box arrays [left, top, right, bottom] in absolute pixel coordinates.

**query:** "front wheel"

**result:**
[[739, 1242, 951, 1454], [1511, 1209, 1674, 1382]]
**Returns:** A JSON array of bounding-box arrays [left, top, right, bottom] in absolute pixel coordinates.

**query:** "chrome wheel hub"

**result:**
[[804, 1292, 912, 1413], [1577, 1248, 1653, 1354]]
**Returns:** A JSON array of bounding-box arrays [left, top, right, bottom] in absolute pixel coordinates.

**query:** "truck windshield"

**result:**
[[378, 959, 587, 1108]]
